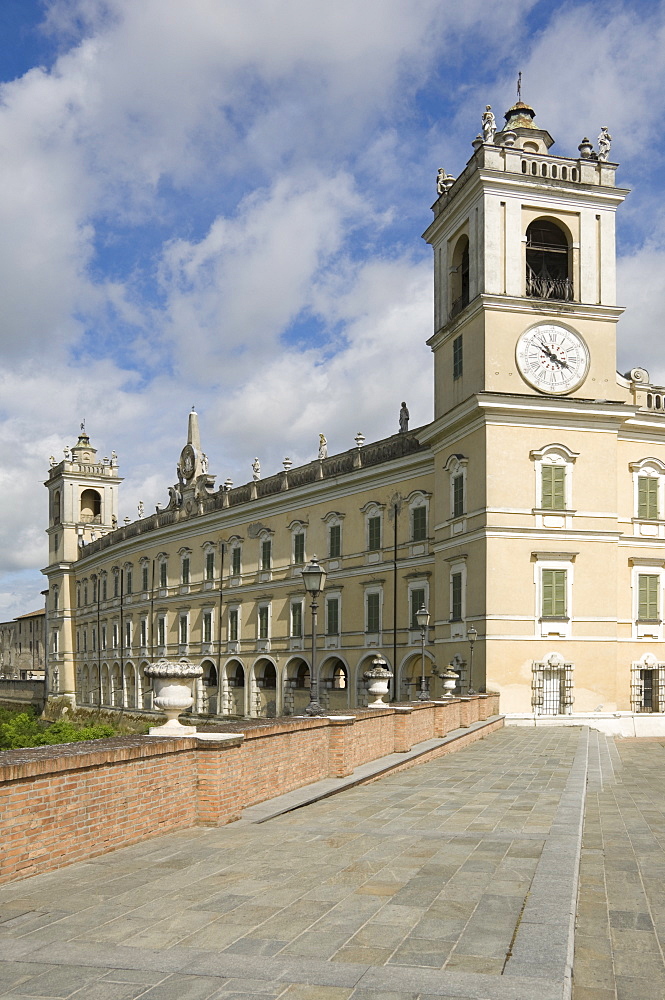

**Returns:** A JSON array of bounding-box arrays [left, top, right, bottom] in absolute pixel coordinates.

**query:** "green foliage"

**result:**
[[0, 708, 117, 750]]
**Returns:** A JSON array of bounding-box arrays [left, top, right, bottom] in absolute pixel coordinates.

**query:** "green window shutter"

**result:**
[[160, 562, 167, 588], [368, 516, 381, 551], [182, 558, 190, 585], [410, 588, 426, 628], [329, 524, 341, 558], [203, 612, 212, 643], [638, 477, 659, 519], [179, 616, 188, 644], [327, 597, 339, 635], [232, 547, 241, 575], [291, 603, 302, 637], [452, 475, 464, 518], [542, 465, 565, 510], [294, 533, 305, 565], [412, 506, 427, 541], [142, 566, 149, 591], [206, 552, 214, 580], [259, 606, 269, 639], [229, 609, 238, 641], [366, 593, 380, 632], [542, 569, 567, 617], [261, 540, 271, 570], [451, 573, 462, 621], [638, 574, 659, 620]]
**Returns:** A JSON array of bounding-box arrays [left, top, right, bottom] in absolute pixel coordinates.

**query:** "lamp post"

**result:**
[[301, 555, 327, 716], [467, 625, 478, 695], [416, 604, 430, 701]]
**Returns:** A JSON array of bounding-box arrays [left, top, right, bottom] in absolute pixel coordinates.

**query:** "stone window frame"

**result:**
[[629, 557, 665, 640], [445, 454, 468, 522], [322, 511, 345, 562], [630, 458, 665, 523], [531, 443, 578, 513], [288, 519, 308, 569], [532, 551, 577, 639]]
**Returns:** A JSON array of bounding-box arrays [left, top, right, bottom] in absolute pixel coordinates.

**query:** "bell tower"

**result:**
[[423, 101, 629, 419], [43, 427, 122, 704]]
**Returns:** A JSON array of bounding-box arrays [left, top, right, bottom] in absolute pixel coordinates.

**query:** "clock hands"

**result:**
[[540, 344, 570, 370]]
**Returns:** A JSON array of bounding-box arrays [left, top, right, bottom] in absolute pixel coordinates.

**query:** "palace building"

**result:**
[[42, 101, 665, 725]]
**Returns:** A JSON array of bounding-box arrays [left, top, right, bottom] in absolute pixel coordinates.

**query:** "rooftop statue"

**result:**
[[399, 401, 409, 434], [318, 434, 328, 459], [597, 126, 612, 161], [482, 105, 496, 143], [252, 458, 261, 481]]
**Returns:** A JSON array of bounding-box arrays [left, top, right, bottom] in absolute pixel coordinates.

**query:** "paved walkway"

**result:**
[[0, 726, 662, 999]]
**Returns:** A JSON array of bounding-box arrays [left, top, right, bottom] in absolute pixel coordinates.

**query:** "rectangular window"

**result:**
[[412, 506, 427, 541], [140, 619, 147, 647], [410, 588, 426, 628], [83, 630, 87, 652], [453, 335, 463, 379], [76, 630, 80, 652], [291, 602, 303, 637], [125, 569, 132, 596], [102, 576, 107, 601], [181, 557, 190, 585], [112, 623, 119, 649], [205, 551, 215, 581], [366, 592, 380, 633], [157, 616, 166, 647], [368, 516, 381, 551], [542, 569, 567, 618], [91, 628, 96, 651], [179, 615, 188, 645], [83, 584, 88, 605], [52, 631, 58, 654], [638, 476, 659, 520], [294, 533, 305, 565], [160, 562, 167, 588], [638, 574, 660, 620], [125, 621, 131, 648], [451, 573, 463, 621], [327, 597, 339, 636], [261, 539, 272, 571], [101, 624, 107, 650], [142, 565, 149, 591], [541, 465, 565, 510], [92, 579, 97, 602], [452, 475, 464, 518], [232, 547, 241, 576], [203, 611, 212, 643], [229, 608, 239, 642], [258, 605, 269, 639], [114, 574, 119, 598], [329, 524, 341, 558]]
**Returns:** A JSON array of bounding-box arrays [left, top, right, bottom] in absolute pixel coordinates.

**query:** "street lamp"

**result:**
[[301, 555, 327, 716], [467, 625, 478, 695], [416, 605, 430, 701]]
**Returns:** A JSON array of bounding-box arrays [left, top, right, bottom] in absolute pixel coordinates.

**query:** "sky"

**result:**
[[1, 0, 665, 619]]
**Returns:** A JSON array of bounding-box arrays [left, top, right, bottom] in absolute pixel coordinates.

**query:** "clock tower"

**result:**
[[423, 100, 628, 416]]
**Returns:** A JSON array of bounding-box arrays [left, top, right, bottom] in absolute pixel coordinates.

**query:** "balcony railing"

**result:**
[[526, 268, 574, 302]]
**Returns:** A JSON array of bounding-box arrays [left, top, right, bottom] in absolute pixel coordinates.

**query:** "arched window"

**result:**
[[234, 663, 245, 687], [53, 490, 61, 525], [263, 663, 277, 689], [450, 234, 470, 318], [80, 488, 102, 523], [526, 219, 572, 301], [332, 663, 347, 689], [296, 662, 310, 688]]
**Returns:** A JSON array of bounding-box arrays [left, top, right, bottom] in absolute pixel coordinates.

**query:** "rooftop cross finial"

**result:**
[[80, 419, 85, 433], [517, 71, 522, 102]]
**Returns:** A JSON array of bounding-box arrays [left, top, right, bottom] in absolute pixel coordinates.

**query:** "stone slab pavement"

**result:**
[[0, 725, 655, 1000]]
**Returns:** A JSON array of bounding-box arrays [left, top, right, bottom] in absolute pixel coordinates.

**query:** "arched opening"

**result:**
[[124, 663, 136, 709], [89, 664, 99, 705], [227, 659, 245, 716], [450, 235, 470, 319], [526, 219, 572, 301], [255, 658, 277, 717], [322, 657, 349, 712], [201, 659, 218, 714], [296, 661, 310, 688], [111, 663, 123, 707], [101, 664, 110, 705], [80, 488, 102, 524], [52, 490, 61, 525]]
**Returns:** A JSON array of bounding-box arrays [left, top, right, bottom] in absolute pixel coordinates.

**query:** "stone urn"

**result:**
[[441, 667, 459, 699], [363, 655, 393, 708], [145, 657, 203, 735]]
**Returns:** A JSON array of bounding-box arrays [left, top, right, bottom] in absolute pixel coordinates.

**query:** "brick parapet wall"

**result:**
[[0, 695, 501, 885]]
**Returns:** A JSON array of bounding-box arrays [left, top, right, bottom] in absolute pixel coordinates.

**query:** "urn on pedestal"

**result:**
[[145, 657, 203, 735], [363, 655, 393, 708]]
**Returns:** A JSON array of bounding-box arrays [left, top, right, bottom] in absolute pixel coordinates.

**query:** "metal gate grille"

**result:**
[[532, 659, 574, 715], [631, 661, 665, 712]]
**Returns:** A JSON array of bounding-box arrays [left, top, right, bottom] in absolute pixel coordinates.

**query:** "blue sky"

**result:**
[[0, 0, 664, 618]]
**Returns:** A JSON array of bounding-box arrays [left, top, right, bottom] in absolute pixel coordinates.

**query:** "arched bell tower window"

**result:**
[[80, 488, 102, 524], [52, 490, 61, 525], [450, 235, 470, 318], [526, 219, 573, 301]]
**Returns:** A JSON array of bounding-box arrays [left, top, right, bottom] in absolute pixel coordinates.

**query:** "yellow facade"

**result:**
[[42, 101, 665, 724]]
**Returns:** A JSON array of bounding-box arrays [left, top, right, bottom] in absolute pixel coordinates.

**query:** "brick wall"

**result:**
[[0, 696, 501, 885]]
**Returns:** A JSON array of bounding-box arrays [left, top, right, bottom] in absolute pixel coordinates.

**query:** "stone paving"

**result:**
[[573, 733, 665, 1000], [0, 725, 660, 999]]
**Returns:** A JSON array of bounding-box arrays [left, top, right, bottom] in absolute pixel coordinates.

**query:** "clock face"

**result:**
[[516, 324, 589, 395]]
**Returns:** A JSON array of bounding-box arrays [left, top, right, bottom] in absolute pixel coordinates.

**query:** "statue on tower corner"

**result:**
[[482, 105, 496, 143], [399, 401, 410, 434], [252, 458, 261, 481], [318, 434, 328, 459], [597, 126, 612, 161]]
